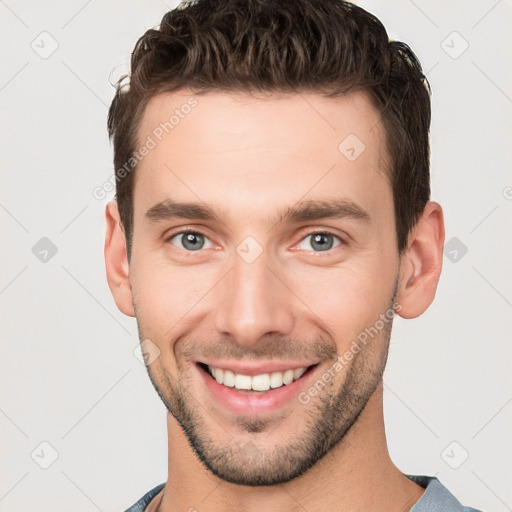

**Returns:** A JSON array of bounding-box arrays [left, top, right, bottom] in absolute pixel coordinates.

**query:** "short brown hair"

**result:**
[[107, 0, 432, 259]]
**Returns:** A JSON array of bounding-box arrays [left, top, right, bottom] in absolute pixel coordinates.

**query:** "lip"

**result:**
[[194, 359, 318, 376], [195, 361, 321, 416]]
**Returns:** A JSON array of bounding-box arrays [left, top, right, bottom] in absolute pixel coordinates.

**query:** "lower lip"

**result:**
[[196, 363, 320, 416]]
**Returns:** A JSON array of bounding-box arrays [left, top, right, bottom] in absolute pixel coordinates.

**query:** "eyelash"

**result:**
[[165, 229, 344, 254]]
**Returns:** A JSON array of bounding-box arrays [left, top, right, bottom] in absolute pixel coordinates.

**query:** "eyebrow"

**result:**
[[145, 197, 371, 227]]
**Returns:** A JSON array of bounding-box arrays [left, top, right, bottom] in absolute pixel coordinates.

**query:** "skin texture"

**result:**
[[105, 90, 445, 511]]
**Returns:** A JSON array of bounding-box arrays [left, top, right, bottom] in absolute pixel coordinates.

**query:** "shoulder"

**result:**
[[123, 483, 166, 512], [406, 475, 484, 512]]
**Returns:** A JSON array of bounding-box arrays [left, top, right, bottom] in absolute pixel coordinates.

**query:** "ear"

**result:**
[[396, 201, 445, 319], [104, 201, 135, 317]]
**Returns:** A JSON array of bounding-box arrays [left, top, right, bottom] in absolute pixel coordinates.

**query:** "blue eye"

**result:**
[[167, 230, 342, 253], [168, 231, 214, 251], [297, 232, 342, 252]]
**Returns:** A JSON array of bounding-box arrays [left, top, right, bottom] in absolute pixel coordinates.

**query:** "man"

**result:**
[[104, 0, 483, 510]]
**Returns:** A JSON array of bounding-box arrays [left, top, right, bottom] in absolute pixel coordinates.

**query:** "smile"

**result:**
[[206, 364, 308, 392], [195, 361, 321, 415]]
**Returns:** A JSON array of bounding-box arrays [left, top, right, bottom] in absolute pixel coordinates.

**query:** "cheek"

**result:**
[[291, 265, 395, 347], [130, 260, 216, 338]]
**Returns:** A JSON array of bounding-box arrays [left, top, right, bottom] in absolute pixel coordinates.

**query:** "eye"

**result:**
[[167, 230, 214, 251], [297, 232, 342, 252]]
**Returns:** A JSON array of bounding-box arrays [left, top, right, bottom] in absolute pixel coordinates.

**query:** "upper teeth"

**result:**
[[207, 365, 307, 391]]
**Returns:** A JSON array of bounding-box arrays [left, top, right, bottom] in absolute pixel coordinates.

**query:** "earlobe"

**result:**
[[396, 201, 445, 319], [104, 201, 135, 317]]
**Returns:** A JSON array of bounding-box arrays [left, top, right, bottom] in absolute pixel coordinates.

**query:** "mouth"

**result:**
[[197, 362, 318, 393], [195, 361, 321, 415]]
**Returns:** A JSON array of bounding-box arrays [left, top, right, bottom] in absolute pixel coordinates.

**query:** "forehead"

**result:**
[[133, 89, 391, 226], [137, 89, 386, 158]]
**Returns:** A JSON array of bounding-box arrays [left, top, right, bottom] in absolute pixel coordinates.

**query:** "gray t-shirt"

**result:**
[[123, 475, 484, 511]]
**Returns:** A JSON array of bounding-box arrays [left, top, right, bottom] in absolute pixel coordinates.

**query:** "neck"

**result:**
[[155, 381, 424, 512]]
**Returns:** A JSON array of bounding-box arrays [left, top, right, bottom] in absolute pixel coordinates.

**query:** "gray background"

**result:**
[[1, 0, 511, 510]]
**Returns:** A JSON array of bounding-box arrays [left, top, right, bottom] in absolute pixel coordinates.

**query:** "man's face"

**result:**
[[128, 90, 400, 485]]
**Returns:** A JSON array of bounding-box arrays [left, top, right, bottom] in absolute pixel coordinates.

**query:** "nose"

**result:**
[[213, 249, 295, 347]]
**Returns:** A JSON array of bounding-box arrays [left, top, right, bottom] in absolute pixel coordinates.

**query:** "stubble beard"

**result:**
[[137, 288, 396, 486]]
